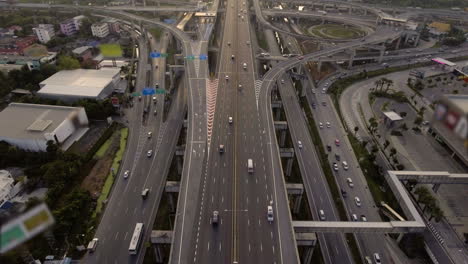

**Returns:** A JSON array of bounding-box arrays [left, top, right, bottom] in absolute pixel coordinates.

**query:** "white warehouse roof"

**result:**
[[0, 103, 85, 140], [38, 68, 120, 98]]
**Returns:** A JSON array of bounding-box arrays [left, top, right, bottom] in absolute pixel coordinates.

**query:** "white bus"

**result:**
[[129, 223, 144, 255]]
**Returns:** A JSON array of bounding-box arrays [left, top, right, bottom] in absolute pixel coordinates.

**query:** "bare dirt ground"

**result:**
[[81, 132, 120, 199]]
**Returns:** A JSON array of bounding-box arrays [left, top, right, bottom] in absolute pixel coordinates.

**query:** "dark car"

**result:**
[[326, 145, 332, 151]]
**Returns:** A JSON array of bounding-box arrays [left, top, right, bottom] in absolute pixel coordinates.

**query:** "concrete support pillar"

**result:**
[[168, 193, 176, 213], [414, 33, 420, 47], [286, 157, 293, 177], [395, 37, 402, 50], [302, 247, 314, 264], [293, 193, 302, 214], [404, 33, 410, 45], [378, 49, 384, 63], [280, 130, 287, 147], [432, 183, 441, 193], [317, 60, 322, 72], [348, 7, 352, 15], [275, 108, 281, 120], [176, 156, 183, 175], [396, 233, 405, 244], [348, 49, 355, 69], [170, 69, 175, 91], [154, 244, 164, 263], [300, 78, 307, 97], [364, 9, 367, 15]]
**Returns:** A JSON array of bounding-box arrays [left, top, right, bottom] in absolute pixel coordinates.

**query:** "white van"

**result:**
[[354, 196, 361, 207], [346, 178, 354, 187], [243, 63, 247, 69], [247, 159, 254, 173], [87, 238, 99, 252]]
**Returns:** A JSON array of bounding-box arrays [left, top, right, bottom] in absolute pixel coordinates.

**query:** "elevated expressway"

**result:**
[[172, 0, 299, 263], [258, 29, 405, 263]]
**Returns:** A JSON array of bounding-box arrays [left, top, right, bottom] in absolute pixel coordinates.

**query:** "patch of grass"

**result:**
[[93, 138, 112, 159], [309, 24, 364, 39], [99, 44, 123, 58], [149, 27, 163, 41], [93, 128, 128, 217], [256, 29, 269, 51]]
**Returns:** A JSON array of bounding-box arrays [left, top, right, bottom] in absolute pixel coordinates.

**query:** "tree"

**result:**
[[429, 205, 444, 222], [384, 78, 394, 92], [399, 123, 408, 131], [57, 55, 80, 70], [414, 116, 423, 126], [383, 140, 390, 149], [389, 147, 397, 157], [354, 126, 359, 135], [368, 117, 378, 134]]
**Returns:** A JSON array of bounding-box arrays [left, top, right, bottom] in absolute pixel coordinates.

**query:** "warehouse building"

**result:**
[[0, 103, 89, 152], [37, 68, 121, 102]]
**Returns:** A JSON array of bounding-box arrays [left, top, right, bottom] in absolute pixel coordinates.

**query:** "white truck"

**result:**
[[247, 159, 254, 173]]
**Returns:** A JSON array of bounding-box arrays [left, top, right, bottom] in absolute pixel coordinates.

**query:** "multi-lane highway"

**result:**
[[83, 29, 187, 263], [261, 27, 354, 264], [175, 0, 299, 263]]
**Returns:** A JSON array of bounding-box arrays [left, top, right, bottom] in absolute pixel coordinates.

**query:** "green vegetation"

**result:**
[[256, 29, 269, 51], [93, 137, 113, 159], [149, 27, 163, 41], [0, 64, 57, 99], [99, 44, 124, 58], [57, 55, 81, 70], [442, 26, 467, 47], [94, 128, 128, 216], [309, 24, 364, 39]]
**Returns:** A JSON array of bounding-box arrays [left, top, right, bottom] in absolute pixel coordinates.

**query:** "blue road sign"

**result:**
[[150, 52, 161, 58], [199, 54, 208, 60], [142, 88, 156, 95]]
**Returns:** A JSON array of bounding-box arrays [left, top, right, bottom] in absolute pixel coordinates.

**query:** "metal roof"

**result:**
[[0, 103, 84, 140], [38, 68, 120, 98], [383, 111, 403, 121]]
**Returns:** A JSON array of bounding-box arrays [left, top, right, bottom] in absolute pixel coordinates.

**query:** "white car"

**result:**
[[147, 132, 152, 138], [225, 75, 229, 80], [267, 206, 274, 222], [354, 196, 361, 207], [123, 170, 130, 179], [373, 253, 381, 264], [319, 122, 323, 129], [342, 161, 349, 170], [326, 122, 331, 128], [361, 215, 367, 222], [298, 141, 303, 149], [347, 177, 354, 187], [147, 150, 153, 157], [333, 163, 339, 171], [229, 116, 233, 124], [281, 79, 285, 84]]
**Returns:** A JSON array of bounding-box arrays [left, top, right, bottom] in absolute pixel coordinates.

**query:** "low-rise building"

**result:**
[[32, 24, 55, 44], [0, 36, 37, 55], [91, 23, 110, 38], [101, 18, 120, 34], [38, 68, 121, 102], [59, 15, 85, 36], [72, 46, 93, 61], [0, 52, 57, 71], [0, 103, 89, 152]]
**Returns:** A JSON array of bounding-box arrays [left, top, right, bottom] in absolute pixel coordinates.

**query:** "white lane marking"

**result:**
[[114, 232, 119, 240], [219, 243, 222, 252], [208, 242, 210, 251], [124, 232, 128, 240]]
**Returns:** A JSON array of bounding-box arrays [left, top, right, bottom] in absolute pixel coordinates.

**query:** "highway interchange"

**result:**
[[6, 0, 468, 263]]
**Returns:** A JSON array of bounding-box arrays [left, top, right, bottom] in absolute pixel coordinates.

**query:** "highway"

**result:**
[[83, 28, 187, 264], [261, 27, 354, 264], [173, 0, 299, 263]]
